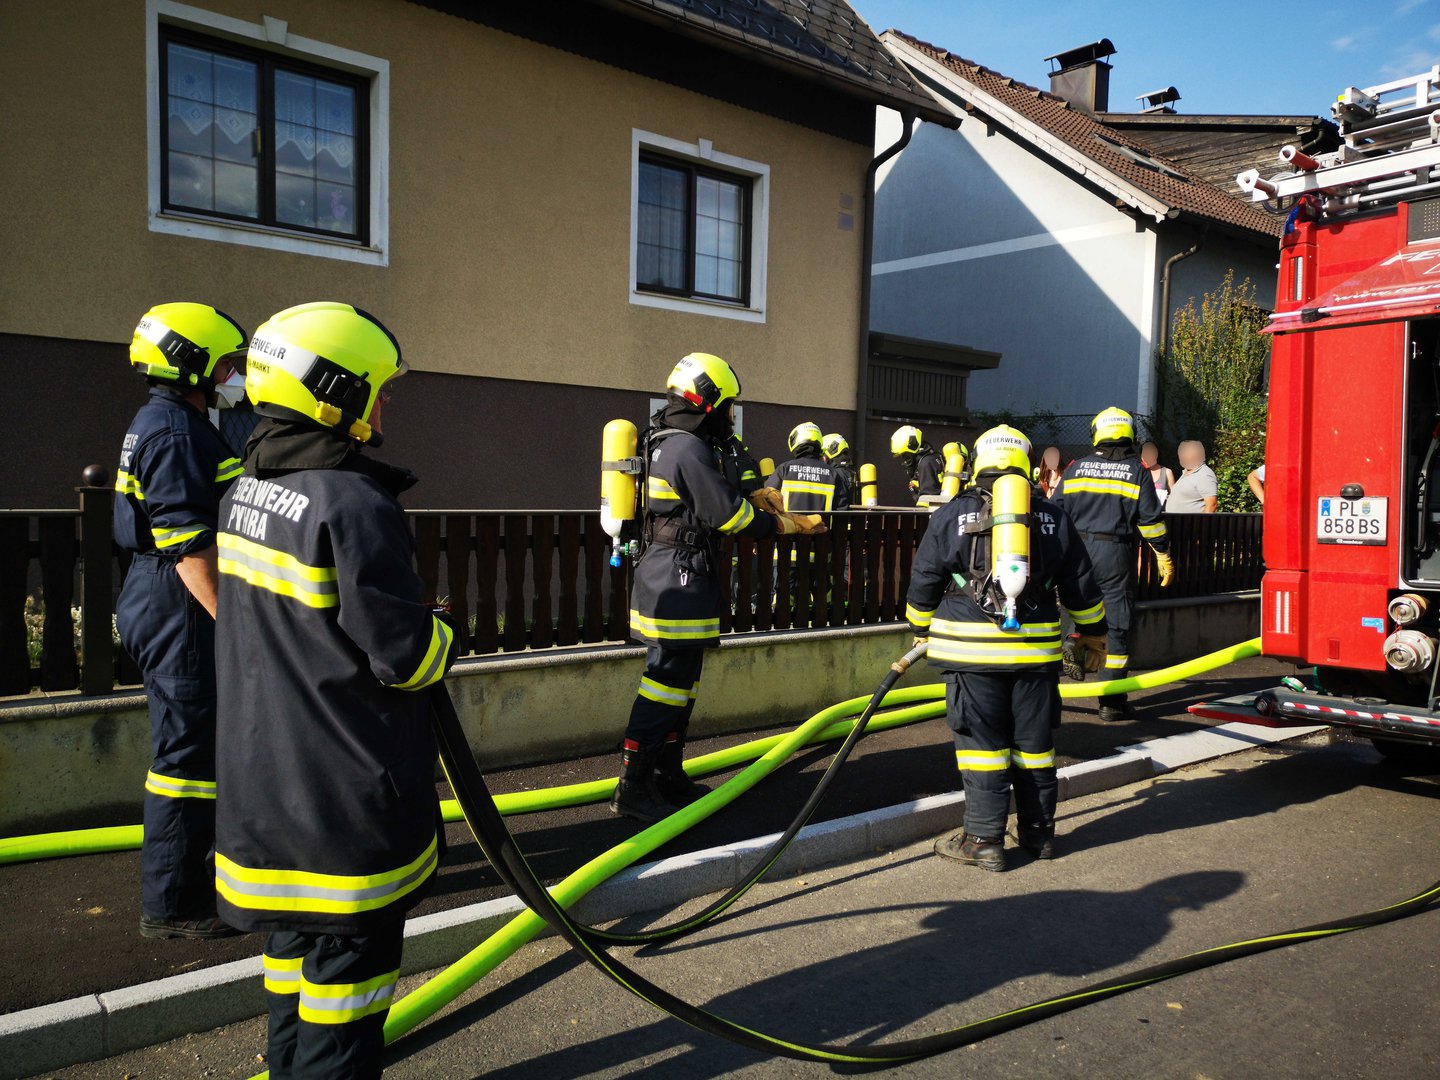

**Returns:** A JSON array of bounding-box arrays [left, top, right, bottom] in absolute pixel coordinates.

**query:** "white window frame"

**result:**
[[630, 129, 769, 324], [146, 0, 390, 266]]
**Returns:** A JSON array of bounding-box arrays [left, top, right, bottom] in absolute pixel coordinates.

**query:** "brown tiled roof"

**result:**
[[885, 30, 1284, 239], [604, 0, 951, 122]]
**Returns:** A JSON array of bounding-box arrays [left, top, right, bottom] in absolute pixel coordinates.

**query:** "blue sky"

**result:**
[[856, 0, 1440, 116]]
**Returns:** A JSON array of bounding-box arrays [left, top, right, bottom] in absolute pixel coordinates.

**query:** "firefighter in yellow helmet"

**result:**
[[907, 426, 1106, 870], [765, 422, 850, 512], [215, 303, 459, 1076], [114, 302, 247, 941], [822, 433, 858, 505], [891, 424, 945, 503], [1053, 407, 1174, 722], [616, 353, 803, 822]]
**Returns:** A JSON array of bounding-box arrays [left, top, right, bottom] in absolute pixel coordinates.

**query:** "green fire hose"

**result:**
[[0, 638, 1262, 867]]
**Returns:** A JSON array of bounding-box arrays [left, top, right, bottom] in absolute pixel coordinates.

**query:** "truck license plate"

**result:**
[[1316, 496, 1388, 545]]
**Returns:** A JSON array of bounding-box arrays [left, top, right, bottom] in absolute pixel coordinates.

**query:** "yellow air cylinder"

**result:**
[[601, 419, 638, 565], [759, 456, 776, 480], [940, 449, 965, 499], [991, 472, 1031, 631], [859, 462, 878, 507]]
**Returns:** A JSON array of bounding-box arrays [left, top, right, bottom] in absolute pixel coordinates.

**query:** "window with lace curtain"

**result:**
[[160, 26, 368, 242]]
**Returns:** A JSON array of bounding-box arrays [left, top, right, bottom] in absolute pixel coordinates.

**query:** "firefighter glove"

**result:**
[[771, 511, 801, 536], [749, 487, 786, 515], [1078, 634, 1107, 672], [1155, 550, 1175, 588]]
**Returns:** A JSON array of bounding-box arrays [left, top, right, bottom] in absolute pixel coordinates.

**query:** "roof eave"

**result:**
[[589, 0, 957, 125], [881, 32, 1173, 223]]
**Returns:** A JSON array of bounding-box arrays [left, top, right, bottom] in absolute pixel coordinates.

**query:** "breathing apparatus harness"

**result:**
[[946, 484, 1046, 628]]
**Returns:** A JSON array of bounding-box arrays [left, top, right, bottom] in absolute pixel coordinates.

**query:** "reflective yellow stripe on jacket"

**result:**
[[1064, 478, 1140, 499], [215, 835, 438, 916], [646, 476, 682, 503], [717, 499, 755, 535], [217, 533, 339, 609], [1138, 521, 1168, 541], [145, 770, 217, 800], [780, 480, 835, 511], [1065, 600, 1105, 627], [928, 619, 1063, 666], [151, 523, 208, 550], [114, 470, 146, 500], [905, 603, 935, 632], [215, 457, 244, 483], [394, 615, 454, 691], [629, 610, 721, 641]]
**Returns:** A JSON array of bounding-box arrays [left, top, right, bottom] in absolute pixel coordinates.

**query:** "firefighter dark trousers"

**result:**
[[624, 645, 705, 751], [1085, 539, 1137, 706], [262, 922, 404, 1080], [116, 552, 219, 920], [945, 671, 1060, 839]]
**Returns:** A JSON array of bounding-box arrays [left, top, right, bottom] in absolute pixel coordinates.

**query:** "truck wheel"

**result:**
[[1369, 737, 1440, 772]]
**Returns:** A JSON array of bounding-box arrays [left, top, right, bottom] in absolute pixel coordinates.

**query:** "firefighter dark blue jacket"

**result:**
[[764, 445, 851, 512], [631, 408, 778, 649], [1054, 445, 1170, 551], [114, 385, 243, 557], [905, 445, 946, 503], [906, 483, 1107, 672], [214, 420, 457, 936]]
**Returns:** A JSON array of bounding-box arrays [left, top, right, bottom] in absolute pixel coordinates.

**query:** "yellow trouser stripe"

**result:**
[[215, 457, 244, 483], [1012, 748, 1057, 769], [151, 523, 208, 549], [1106, 653, 1129, 670], [394, 615, 453, 691], [718, 500, 756, 535], [263, 954, 303, 995], [217, 532, 339, 608], [145, 770, 216, 799], [216, 836, 438, 915], [906, 604, 934, 630], [956, 749, 1010, 771], [1064, 478, 1140, 499], [629, 610, 720, 640], [298, 969, 399, 1024], [639, 676, 690, 707], [1066, 601, 1105, 626], [1138, 521, 1167, 540]]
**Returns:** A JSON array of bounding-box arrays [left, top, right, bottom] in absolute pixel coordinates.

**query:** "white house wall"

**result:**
[[871, 107, 1160, 418]]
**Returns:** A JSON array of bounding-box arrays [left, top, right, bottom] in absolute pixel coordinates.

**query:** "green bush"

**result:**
[[1156, 270, 1269, 512]]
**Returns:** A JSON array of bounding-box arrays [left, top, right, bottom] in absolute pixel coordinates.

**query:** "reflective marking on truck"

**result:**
[[1273, 590, 1292, 636]]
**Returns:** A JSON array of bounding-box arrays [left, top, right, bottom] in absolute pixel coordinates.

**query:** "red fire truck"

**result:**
[[1218, 68, 1440, 758]]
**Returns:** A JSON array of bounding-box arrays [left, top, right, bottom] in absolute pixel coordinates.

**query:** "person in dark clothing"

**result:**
[[822, 433, 858, 505], [114, 301, 248, 941], [907, 425, 1107, 871], [215, 302, 459, 1080], [1053, 407, 1174, 722], [891, 424, 945, 503], [614, 353, 812, 824], [765, 422, 850, 512]]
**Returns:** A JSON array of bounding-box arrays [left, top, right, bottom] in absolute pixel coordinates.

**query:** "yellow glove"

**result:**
[[1078, 634, 1107, 672], [749, 487, 786, 515], [771, 511, 801, 536], [1155, 550, 1175, 588]]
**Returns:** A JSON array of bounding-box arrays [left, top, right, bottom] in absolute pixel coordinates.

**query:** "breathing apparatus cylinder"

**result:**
[[600, 419, 639, 567], [940, 448, 965, 500], [859, 462, 879, 507], [990, 472, 1031, 631], [759, 457, 776, 480]]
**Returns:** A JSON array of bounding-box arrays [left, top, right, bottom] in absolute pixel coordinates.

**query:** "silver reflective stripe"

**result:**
[[216, 846, 437, 906], [217, 544, 338, 599]]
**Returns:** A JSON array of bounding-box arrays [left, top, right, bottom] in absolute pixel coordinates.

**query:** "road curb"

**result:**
[[2, 719, 1322, 1079]]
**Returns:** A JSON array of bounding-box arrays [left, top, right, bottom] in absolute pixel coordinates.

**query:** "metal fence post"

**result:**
[[78, 466, 115, 696]]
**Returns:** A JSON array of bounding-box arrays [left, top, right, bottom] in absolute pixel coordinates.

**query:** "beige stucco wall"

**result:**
[[1, 0, 869, 410]]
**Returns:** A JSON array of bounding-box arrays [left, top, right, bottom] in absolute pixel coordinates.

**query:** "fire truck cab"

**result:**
[[1229, 67, 1440, 754]]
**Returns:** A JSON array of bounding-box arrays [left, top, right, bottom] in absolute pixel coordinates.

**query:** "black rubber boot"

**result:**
[[609, 744, 680, 824], [1017, 825, 1055, 860], [934, 831, 1005, 871], [1097, 693, 1134, 723], [140, 914, 241, 940], [654, 737, 711, 807]]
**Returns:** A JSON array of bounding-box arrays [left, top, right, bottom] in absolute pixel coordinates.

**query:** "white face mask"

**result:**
[[215, 369, 247, 409]]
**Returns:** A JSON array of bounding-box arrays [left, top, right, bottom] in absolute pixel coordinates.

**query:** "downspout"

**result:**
[[855, 109, 917, 465], [1153, 229, 1205, 435]]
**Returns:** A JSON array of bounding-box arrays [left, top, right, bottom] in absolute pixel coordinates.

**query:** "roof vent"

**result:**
[[1137, 86, 1181, 114], [1044, 39, 1116, 114]]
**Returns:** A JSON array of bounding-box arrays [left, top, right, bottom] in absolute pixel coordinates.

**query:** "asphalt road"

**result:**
[[2, 658, 1293, 1013], [29, 731, 1440, 1080]]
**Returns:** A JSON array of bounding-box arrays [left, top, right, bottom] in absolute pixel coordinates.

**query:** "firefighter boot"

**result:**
[[933, 831, 1005, 871], [1098, 692, 1134, 723], [654, 735, 711, 807], [1017, 825, 1055, 860], [610, 742, 680, 824]]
